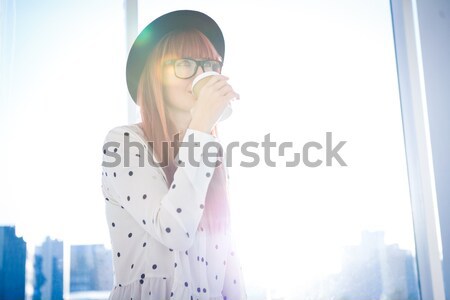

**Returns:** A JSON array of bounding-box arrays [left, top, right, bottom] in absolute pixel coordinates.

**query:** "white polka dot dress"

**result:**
[[101, 124, 247, 300]]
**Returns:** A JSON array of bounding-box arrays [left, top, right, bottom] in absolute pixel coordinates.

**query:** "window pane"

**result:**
[[1, 0, 125, 299], [1, 0, 421, 299], [138, 0, 421, 299]]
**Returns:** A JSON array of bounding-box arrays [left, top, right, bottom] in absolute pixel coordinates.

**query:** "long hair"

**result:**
[[136, 28, 230, 235]]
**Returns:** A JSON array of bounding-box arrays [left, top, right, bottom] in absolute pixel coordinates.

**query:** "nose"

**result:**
[[188, 67, 204, 91], [194, 65, 205, 77], [187, 69, 200, 94]]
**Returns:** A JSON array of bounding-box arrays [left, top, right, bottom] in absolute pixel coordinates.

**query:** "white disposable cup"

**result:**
[[191, 71, 233, 122]]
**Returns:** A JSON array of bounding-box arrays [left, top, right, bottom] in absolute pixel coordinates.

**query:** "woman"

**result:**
[[101, 10, 247, 300]]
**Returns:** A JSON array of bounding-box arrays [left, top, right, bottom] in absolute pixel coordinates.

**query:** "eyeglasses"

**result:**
[[164, 58, 223, 79]]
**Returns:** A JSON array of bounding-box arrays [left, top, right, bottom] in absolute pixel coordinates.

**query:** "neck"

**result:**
[[165, 107, 192, 139]]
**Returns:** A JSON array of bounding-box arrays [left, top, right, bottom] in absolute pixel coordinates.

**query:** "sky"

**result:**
[[1, 0, 418, 295]]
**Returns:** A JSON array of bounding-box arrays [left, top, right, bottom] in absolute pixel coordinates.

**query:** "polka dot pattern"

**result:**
[[101, 125, 247, 300]]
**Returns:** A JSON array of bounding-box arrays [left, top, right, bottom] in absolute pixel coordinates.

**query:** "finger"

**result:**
[[201, 81, 229, 99], [223, 89, 239, 102], [217, 84, 233, 95], [210, 79, 230, 92], [219, 85, 239, 100]]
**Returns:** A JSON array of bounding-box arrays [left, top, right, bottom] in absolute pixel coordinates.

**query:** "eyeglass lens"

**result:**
[[174, 59, 221, 78]]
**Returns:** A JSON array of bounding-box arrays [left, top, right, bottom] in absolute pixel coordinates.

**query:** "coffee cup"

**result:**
[[191, 71, 233, 122]]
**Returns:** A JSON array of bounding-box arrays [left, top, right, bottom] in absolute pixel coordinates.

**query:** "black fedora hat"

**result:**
[[126, 10, 225, 104]]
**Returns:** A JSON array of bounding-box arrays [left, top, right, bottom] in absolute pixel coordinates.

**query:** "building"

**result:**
[[70, 244, 113, 292], [33, 237, 63, 300], [0, 226, 27, 300], [337, 230, 420, 300]]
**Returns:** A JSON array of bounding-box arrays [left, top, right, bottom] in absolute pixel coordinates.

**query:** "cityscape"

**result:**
[[0, 225, 420, 300]]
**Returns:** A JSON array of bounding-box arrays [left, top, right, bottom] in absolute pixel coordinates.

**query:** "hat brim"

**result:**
[[126, 10, 225, 104]]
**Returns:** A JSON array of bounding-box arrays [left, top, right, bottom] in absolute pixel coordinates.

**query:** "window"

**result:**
[[1, 0, 447, 299]]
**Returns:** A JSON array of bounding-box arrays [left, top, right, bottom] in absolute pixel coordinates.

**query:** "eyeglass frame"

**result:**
[[163, 57, 223, 79]]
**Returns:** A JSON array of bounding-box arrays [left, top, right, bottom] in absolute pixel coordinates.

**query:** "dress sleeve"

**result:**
[[222, 235, 248, 300], [101, 126, 221, 251]]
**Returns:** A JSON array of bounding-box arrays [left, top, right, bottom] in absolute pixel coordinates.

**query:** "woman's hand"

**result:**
[[188, 75, 239, 133]]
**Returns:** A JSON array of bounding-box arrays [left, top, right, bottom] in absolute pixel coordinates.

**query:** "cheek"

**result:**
[[162, 68, 195, 108], [162, 70, 173, 87], [162, 72, 178, 102], [162, 68, 185, 92], [163, 78, 182, 100], [162, 79, 194, 109]]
